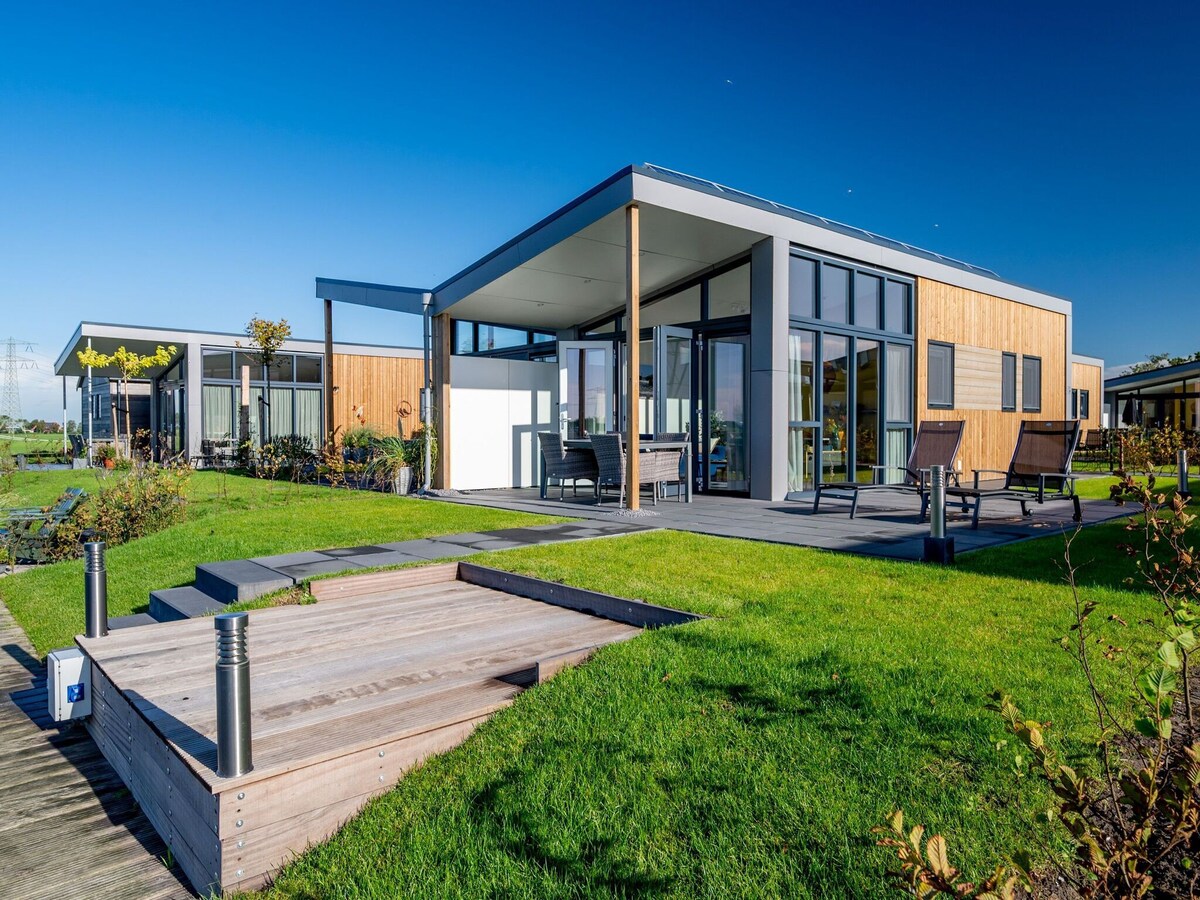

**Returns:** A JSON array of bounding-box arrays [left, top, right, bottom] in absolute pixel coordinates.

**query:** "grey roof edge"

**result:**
[[315, 278, 431, 316], [1071, 353, 1105, 368], [326, 162, 1073, 319], [1105, 358, 1200, 390], [431, 165, 637, 297]]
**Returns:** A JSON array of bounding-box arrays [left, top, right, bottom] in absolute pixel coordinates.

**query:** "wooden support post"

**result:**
[[432, 313, 452, 489], [625, 203, 640, 510], [239, 365, 251, 445], [323, 298, 335, 448]]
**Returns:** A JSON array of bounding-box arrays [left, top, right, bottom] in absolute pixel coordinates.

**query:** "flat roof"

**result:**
[[1105, 358, 1200, 391], [55, 321, 421, 377]]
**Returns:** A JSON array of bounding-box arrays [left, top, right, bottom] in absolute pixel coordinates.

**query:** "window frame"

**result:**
[[927, 341, 955, 410], [1001, 352, 1017, 411], [1021, 355, 1042, 413]]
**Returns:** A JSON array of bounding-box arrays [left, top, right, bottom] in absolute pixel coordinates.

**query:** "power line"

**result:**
[[1, 338, 38, 425]]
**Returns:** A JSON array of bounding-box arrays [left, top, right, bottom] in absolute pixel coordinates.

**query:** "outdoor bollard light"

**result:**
[[215, 612, 253, 778], [1179, 449, 1191, 501], [922, 464, 955, 564], [83, 541, 108, 638]]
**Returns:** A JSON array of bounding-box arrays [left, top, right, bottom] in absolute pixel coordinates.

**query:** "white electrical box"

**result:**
[[48, 647, 92, 721]]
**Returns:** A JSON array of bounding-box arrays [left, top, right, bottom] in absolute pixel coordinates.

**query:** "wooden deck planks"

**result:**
[[75, 566, 649, 894], [0, 599, 194, 900]]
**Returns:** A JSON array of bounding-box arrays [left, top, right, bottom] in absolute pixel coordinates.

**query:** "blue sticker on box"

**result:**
[[67, 684, 85, 703]]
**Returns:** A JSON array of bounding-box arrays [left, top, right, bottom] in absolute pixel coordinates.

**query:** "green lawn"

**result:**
[[245, 507, 1189, 899], [2, 467, 1191, 897], [0, 470, 560, 655], [1, 432, 67, 460]]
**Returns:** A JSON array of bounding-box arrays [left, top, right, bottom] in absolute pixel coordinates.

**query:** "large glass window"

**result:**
[[1002, 353, 1017, 411], [884, 281, 910, 334], [202, 385, 234, 439], [642, 285, 700, 328], [295, 354, 322, 384], [1022, 356, 1042, 412], [928, 342, 954, 409], [202, 350, 233, 380], [479, 325, 530, 351], [886, 344, 912, 422], [855, 340, 881, 482], [821, 266, 850, 323], [269, 354, 294, 383], [789, 257, 816, 318], [854, 273, 881, 330], [822, 335, 850, 481], [708, 335, 749, 491], [707, 264, 751, 319], [787, 330, 817, 493], [295, 389, 322, 444]]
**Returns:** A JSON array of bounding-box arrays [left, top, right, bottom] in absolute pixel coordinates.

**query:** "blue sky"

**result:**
[[2, 1, 1197, 419]]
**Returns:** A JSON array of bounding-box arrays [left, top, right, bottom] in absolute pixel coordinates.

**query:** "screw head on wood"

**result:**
[[237, 792, 245, 800], [236, 819, 243, 828]]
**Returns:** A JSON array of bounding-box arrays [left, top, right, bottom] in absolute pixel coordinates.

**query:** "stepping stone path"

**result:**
[[126, 521, 654, 629]]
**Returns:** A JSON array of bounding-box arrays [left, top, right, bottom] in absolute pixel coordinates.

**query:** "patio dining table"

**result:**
[[562, 438, 692, 503]]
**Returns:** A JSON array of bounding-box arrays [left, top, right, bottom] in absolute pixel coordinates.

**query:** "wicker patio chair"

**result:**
[[591, 433, 676, 505], [652, 432, 690, 501], [813, 421, 964, 519], [945, 419, 1082, 529], [537, 432, 598, 500]]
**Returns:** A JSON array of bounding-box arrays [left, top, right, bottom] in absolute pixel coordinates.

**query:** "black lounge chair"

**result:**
[[945, 419, 1082, 529], [812, 420, 965, 519], [1, 488, 87, 563]]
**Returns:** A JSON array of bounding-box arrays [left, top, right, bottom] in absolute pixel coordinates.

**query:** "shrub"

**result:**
[[405, 425, 438, 490], [342, 425, 381, 451], [876, 481, 1200, 898], [82, 463, 192, 547]]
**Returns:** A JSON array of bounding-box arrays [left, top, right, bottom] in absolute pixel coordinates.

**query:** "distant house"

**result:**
[[54, 322, 423, 462], [317, 163, 1104, 498], [1105, 359, 1200, 431]]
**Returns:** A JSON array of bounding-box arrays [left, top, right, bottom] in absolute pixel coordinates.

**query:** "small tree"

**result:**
[[238, 317, 291, 447], [76, 345, 176, 456]]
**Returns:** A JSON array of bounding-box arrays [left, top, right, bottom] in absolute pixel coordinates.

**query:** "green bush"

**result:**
[[50, 465, 192, 556]]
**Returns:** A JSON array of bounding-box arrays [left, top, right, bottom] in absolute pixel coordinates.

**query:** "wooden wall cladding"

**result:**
[[331, 354, 424, 439], [1072, 362, 1103, 432], [917, 278, 1067, 475]]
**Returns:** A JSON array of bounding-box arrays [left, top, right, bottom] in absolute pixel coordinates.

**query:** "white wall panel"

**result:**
[[450, 357, 556, 490]]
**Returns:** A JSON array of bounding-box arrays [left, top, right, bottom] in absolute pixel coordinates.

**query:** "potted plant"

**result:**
[[364, 436, 413, 495], [95, 444, 118, 470], [342, 425, 380, 464]]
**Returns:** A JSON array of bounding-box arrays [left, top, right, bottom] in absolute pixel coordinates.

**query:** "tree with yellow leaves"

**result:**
[[76, 344, 176, 456]]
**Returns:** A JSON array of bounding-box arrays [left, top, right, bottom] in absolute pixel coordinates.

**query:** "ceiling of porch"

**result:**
[[441, 204, 766, 330]]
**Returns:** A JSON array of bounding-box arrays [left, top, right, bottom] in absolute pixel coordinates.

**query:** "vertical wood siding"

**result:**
[[331, 354, 424, 438], [917, 277, 1067, 475]]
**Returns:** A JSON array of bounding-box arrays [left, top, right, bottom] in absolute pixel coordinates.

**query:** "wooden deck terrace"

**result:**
[[76, 562, 698, 895]]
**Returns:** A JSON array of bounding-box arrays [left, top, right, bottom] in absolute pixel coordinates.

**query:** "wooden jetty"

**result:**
[[76, 562, 696, 895]]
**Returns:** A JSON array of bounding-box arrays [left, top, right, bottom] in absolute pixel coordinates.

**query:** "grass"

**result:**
[[0, 470, 561, 655], [4, 466, 1192, 897], [243, 504, 1192, 900]]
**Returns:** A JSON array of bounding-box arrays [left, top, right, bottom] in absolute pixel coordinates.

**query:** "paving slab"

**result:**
[[335, 551, 426, 568], [376, 539, 482, 560], [195, 559, 295, 603], [251, 550, 337, 568], [149, 586, 227, 622], [320, 545, 393, 558], [275, 559, 366, 580], [108, 613, 160, 630]]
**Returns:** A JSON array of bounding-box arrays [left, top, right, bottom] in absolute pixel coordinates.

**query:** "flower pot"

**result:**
[[392, 467, 413, 495], [103, 458, 115, 470]]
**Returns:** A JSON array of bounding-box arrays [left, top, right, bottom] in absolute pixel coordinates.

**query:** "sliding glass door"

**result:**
[[706, 334, 749, 492]]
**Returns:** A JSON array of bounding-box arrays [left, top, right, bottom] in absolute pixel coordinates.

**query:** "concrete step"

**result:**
[[194, 559, 294, 604], [108, 613, 160, 631], [149, 587, 227, 623]]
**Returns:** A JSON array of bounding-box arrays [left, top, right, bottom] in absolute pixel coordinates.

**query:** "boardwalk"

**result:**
[[0, 600, 194, 899]]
